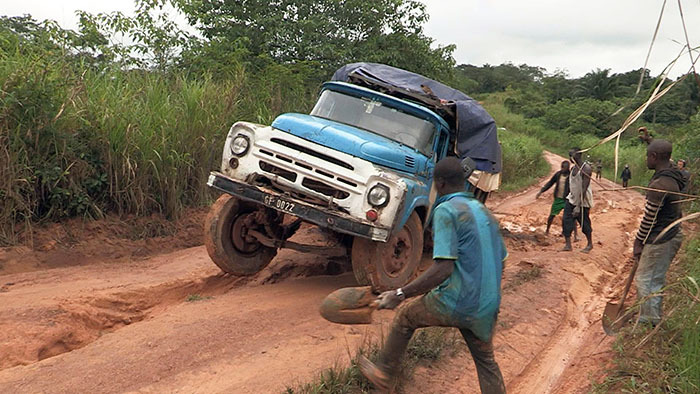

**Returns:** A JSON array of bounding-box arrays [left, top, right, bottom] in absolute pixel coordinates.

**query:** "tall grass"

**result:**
[[594, 235, 700, 393], [483, 97, 559, 191], [497, 128, 550, 191], [0, 39, 318, 244]]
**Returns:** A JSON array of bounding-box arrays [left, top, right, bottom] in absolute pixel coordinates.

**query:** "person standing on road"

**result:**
[[638, 126, 654, 145], [633, 140, 686, 326], [536, 161, 578, 240], [621, 164, 632, 188], [595, 160, 603, 180], [562, 148, 594, 253], [359, 157, 507, 394]]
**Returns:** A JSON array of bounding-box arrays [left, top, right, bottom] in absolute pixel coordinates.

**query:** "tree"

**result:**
[[542, 98, 618, 137], [453, 63, 544, 94], [609, 68, 653, 98], [172, 0, 455, 79], [542, 70, 575, 103], [75, 0, 192, 71], [643, 75, 700, 125], [577, 68, 618, 101]]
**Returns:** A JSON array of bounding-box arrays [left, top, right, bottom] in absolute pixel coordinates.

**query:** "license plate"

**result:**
[[261, 194, 297, 213]]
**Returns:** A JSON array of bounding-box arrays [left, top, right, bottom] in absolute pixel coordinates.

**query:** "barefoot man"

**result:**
[[536, 160, 578, 240], [359, 157, 507, 394], [562, 148, 594, 252]]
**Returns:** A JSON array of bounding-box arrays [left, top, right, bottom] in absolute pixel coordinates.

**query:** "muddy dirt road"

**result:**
[[0, 152, 648, 393]]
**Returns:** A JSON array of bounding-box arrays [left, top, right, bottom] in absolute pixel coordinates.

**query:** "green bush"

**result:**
[[482, 92, 654, 191], [498, 128, 550, 191], [478, 96, 556, 191]]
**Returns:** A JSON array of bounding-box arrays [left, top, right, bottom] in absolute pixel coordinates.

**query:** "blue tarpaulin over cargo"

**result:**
[[332, 63, 502, 173]]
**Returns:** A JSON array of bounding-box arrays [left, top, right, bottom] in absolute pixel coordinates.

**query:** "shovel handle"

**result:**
[[616, 258, 640, 313]]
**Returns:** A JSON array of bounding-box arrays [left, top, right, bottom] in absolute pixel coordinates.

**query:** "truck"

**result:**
[[205, 63, 502, 291]]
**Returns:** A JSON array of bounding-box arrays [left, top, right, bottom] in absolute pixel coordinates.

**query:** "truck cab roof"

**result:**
[[320, 82, 450, 134]]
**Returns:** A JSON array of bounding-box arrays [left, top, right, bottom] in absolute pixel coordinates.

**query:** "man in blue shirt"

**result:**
[[359, 157, 508, 393]]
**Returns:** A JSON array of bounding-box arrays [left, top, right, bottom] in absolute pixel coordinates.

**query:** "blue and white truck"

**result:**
[[205, 63, 502, 291]]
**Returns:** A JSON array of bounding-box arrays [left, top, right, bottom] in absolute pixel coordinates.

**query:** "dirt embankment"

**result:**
[[0, 152, 663, 393]]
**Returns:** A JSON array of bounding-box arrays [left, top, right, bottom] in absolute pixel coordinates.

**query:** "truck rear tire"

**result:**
[[204, 194, 277, 275], [351, 212, 423, 292]]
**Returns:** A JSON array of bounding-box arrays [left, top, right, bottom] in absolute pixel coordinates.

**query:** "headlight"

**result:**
[[230, 135, 250, 156], [367, 184, 390, 207]]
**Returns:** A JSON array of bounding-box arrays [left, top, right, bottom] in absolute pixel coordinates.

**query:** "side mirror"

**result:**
[[461, 157, 476, 179]]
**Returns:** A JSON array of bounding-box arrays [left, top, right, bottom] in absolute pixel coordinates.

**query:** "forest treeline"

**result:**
[[1, 0, 698, 243], [462, 62, 699, 209]]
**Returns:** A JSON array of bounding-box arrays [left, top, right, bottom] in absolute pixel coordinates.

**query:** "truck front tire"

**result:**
[[204, 195, 277, 275], [351, 212, 423, 292]]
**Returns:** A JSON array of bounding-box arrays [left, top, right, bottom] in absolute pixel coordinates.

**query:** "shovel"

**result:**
[[320, 286, 379, 325], [602, 258, 639, 335]]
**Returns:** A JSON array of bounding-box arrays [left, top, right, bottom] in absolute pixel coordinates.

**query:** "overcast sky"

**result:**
[[3, 0, 699, 78]]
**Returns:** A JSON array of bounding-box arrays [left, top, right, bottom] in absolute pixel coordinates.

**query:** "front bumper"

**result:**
[[207, 172, 390, 242]]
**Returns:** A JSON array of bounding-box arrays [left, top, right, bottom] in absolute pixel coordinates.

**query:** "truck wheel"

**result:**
[[204, 194, 277, 275], [351, 212, 423, 292]]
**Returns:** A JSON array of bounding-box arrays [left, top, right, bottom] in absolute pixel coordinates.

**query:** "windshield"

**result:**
[[310, 90, 436, 155]]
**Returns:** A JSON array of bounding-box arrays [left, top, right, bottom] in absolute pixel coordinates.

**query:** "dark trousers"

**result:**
[[563, 201, 591, 237], [622, 179, 629, 188], [378, 297, 506, 394]]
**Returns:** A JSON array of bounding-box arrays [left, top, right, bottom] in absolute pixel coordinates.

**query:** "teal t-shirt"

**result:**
[[424, 191, 507, 341]]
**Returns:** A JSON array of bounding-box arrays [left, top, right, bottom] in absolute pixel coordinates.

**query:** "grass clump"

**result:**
[[185, 294, 212, 302], [593, 234, 700, 393], [285, 327, 462, 393], [284, 342, 377, 394], [402, 327, 462, 374], [504, 266, 543, 291]]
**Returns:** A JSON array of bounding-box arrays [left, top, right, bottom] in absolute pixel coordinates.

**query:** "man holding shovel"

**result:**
[[359, 157, 508, 394], [632, 140, 686, 326]]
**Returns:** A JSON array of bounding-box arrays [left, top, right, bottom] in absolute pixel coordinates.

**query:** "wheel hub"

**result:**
[[383, 231, 413, 278], [231, 213, 261, 254]]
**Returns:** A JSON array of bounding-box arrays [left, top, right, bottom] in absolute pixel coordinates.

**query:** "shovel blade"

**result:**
[[602, 302, 622, 335], [602, 302, 634, 335], [320, 286, 376, 325]]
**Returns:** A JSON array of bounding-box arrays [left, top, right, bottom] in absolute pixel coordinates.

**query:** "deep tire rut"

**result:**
[[1, 273, 241, 370]]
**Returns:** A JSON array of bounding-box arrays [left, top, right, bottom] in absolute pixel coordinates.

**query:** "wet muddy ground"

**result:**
[[0, 152, 651, 393]]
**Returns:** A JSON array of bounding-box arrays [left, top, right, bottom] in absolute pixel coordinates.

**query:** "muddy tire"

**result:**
[[351, 212, 423, 292], [204, 195, 277, 275]]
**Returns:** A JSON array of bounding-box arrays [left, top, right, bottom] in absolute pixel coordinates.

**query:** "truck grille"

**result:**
[[258, 161, 297, 182], [270, 138, 354, 170], [257, 148, 356, 201], [302, 178, 350, 199]]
